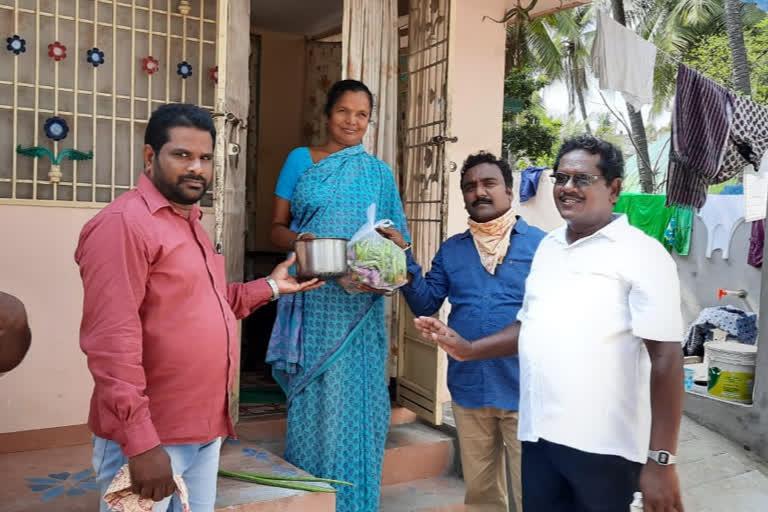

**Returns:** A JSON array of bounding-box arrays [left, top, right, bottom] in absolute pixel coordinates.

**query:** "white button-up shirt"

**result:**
[[516, 215, 683, 463]]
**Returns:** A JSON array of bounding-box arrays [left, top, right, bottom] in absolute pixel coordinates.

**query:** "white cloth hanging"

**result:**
[[591, 10, 657, 109], [744, 155, 768, 222], [697, 195, 745, 260]]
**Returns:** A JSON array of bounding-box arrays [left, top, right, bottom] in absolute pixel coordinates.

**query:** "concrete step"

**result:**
[[215, 438, 335, 511], [235, 406, 418, 441], [379, 476, 466, 512], [382, 422, 456, 486], [236, 415, 458, 488]]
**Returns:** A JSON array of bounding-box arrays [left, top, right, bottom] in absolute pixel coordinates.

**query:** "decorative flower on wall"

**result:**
[[6, 35, 26, 55], [86, 47, 105, 67], [209, 66, 218, 84], [48, 41, 67, 61], [142, 56, 160, 75], [177, 61, 193, 79], [44, 117, 69, 141], [17, 144, 93, 183]]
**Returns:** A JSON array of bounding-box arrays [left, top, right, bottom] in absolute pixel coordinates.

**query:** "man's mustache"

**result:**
[[472, 198, 493, 207], [178, 174, 207, 186]]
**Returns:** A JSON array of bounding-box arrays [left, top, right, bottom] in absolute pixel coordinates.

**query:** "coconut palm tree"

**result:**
[[724, 0, 752, 95], [507, 6, 595, 132]]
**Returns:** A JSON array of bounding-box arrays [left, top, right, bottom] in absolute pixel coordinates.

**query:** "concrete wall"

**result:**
[[247, 30, 307, 252], [685, 224, 767, 460], [511, 170, 565, 232], [673, 217, 760, 325], [444, 0, 507, 238], [0, 204, 214, 434]]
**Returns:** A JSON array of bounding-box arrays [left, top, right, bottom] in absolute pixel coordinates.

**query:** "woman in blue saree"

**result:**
[[267, 80, 409, 512]]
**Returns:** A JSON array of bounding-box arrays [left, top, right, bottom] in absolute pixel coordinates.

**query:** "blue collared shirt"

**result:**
[[401, 217, 545, 411]]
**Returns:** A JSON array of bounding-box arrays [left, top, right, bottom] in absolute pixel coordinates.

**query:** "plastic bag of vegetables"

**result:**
[[342, 203, 407, 293]]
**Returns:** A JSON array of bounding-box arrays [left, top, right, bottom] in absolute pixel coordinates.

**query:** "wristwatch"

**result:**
[[647, 449, 677, 466], [264, 276, 280, 302]]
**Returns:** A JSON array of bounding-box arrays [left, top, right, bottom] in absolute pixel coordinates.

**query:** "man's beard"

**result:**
[[151, 162, 209, 205]]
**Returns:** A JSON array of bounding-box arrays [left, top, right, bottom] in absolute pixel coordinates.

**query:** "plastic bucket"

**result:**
[[706, 342, 757, 404], [683, 368, 695, 391]]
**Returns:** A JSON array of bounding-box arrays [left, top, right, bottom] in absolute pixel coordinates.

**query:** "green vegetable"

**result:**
[[218, 469, 355, 493]]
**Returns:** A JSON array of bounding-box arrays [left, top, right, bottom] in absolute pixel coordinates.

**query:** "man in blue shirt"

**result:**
[[381, 152, 545, 512]]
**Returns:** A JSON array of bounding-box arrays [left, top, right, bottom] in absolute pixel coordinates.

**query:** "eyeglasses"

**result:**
[[549, 171, 604, 188]]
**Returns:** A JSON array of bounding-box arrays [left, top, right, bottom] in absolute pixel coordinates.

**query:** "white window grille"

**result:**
[[0, 0, 218, 206]]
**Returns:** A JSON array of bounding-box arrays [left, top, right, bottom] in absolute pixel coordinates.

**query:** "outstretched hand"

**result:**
[[413, 316, 474, 361], [269, 253, 325, 295], [376, 226, 408, 250]]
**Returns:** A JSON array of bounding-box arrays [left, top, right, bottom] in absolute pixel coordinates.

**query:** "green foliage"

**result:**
[[501, 68, 562, 169], [684, 17, 768, 104]]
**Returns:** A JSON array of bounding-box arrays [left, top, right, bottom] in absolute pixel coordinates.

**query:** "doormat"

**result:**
[[240, 387, 286, 405], [238, 402, 286, 419]]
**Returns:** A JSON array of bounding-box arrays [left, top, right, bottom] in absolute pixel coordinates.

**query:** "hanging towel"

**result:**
[[613, 193, 693, 255], [591, 10, 657, 108], [666, 65, 734, 209], [749, 220, 764, 268], [519, 166, 548, 202]]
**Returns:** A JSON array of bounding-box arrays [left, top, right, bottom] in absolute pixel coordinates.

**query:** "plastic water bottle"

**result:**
[[630, 491, 643, 510]]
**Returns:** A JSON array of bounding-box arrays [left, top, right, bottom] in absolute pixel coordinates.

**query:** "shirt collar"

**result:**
[[552, 213, 627, 246], [137, 173, 203, 220], [460, 215, 530, 239]]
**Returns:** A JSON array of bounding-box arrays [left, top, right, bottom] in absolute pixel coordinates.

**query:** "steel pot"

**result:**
[[294, 237, 349, 279]]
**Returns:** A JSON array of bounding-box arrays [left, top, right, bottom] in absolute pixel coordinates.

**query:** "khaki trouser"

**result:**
[[453, 402, 523, 512]]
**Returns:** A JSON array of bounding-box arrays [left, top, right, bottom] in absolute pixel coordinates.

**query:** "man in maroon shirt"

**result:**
[[76, 104, 322, 511]]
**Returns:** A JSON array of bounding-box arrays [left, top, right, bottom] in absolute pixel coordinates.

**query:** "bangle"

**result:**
[[265, 276, 280, 302]]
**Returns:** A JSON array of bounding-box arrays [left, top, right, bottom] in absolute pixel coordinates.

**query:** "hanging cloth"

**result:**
[[666, 64, 734, 209], [591, 10, 657, 109], [749, 220, 764, 268], [744, 150, 768, 222], [696, 195, 745, 260], [716, 94, 768, 183], [613, 193, 693, 255], [519, 166, 548, 202], [342, 0, 398, 166]]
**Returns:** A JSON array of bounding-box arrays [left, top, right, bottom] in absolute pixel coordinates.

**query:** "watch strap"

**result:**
[[648, 449, 676, 465]]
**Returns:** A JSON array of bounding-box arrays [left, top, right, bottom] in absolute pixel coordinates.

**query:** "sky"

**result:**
[[541, 76, 671, 135]]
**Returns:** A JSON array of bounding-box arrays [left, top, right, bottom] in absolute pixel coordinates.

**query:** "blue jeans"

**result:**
[[92, 436, 222, 512]]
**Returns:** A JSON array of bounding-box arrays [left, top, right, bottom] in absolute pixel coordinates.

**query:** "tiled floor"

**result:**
[[0, 434, 332, 512], [3, 411, 767, 511]]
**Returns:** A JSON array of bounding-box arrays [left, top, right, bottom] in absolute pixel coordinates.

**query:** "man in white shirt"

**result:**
[[415, 135, 685, 512], [0, 291, 31, 375]]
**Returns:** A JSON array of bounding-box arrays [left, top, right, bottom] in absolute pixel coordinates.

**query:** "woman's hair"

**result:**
[[324, 79, 374, 117]]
